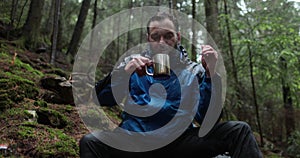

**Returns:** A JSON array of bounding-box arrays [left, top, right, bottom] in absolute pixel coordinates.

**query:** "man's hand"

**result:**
[[124, 56, 152, 76], [201, 45, 218, 78]]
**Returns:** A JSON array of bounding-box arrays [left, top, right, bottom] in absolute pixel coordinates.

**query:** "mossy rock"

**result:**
[[34, 100, 48, 107], [0, 72, 39, 110], [36, 108, 68, 129], [0, 51, 44, 82], [43, 68, 69, 78]]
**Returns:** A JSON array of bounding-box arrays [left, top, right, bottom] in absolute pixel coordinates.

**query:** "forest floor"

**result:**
[[0, 37, 289, 157], [0, 39, 90, 157]]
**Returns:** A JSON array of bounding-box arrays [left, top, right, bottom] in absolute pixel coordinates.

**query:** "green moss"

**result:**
[[0, 51, 10, 58], [0, 72, 39, 109], [37, 108, 69, 128], [35, 127, 78, 157], [0, 108, 26, 120], [103, 106, 122, 122], [0, 40, 81, 157], [86, 109, 100, 118], [34, 100, 48, 107], [14, 58, 44, 77], [64, 105, 73, 112], [17, 125, 36, 139], [13, 123, 79, 157], [0, 92, 13, 109], [44, 68, 69, 78], [0, 49, 44, 82]]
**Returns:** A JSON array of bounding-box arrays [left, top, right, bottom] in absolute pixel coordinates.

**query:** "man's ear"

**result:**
[[146, 33, 150, 42], [176, 32, 181, 42]]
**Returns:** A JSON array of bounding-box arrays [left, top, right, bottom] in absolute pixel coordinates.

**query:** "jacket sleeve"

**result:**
[[194, 72, 222, 125], [95, 54, 137, 106], [194, 74, 212, 124], [95, 72, 116, 106]]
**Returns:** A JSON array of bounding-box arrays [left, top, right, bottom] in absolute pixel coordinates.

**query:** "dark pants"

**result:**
[[79, 121, 263, 158]]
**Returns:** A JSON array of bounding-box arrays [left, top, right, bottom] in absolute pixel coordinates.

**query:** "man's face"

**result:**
[[147, 18, 180, 54]]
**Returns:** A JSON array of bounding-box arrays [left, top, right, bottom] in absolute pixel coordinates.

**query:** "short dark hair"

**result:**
[[146, 12, 179, 34]]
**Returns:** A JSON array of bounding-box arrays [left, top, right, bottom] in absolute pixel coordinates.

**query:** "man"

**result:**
[[80, 12, 263, 158]]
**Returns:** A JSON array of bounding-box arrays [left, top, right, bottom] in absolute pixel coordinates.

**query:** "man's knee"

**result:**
[[223, 121, 251, 133], [80, 133, 96, 147], [228, 121, 253, 135], [236, 121, 251, 131], [233, 120, 250, 127]]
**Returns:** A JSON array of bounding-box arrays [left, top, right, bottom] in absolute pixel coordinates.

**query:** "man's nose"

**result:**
[[159, 36, 166, 44]]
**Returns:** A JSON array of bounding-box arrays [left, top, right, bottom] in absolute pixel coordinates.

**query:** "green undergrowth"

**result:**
[[0, 71, 39, 109], [10, 122, 78, 157], [0, 42, 85, 157], [0, 101, 81, 157]]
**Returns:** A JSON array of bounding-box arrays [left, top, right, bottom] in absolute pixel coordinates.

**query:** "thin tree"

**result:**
[[169, 0, 172, 13], [247, 44, 264, 146], [16, 0, 29, 29], [118, 0, 122, 60], [44, 0, 55, 37], [126, 0, 133, 51], [172, 0, 177, 10], [139, 1, 144, 45], [50, 0, 61, 65], [10, 0, 18, 29], [222, 0, 243, 117], [223, 0, 238, 86], [156, 0, 160, 6], [66, 0, 92, 57], [89, 0, 98, 53], [191, 0, 197, 61], [56, 1, 64, 52], [280, 56, 295, 139], [7, 0, 19, 38]]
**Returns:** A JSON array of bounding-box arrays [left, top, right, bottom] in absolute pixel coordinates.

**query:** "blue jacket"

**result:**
[[96, 46, 216, 133]]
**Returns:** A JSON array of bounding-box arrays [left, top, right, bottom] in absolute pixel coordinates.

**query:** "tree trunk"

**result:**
[[66, 0, 91, 57], [247, 44, 264, 146], [172, 0, 177, 10], [169, 0, 172, 13], [191, 0, 197, 61], [223, 0, 238, 86], [56, 1, 64, 51], [44, 0, 55, 36], [16, 0, 29, 29], [7, 0, 19, 38], [92, 0, 98, 29], [50, 0, 61, 65], [280, 57, 295, 139], [10, 0, 18, 28], [89, 0, 98, 54], [126, 0, 133, 51], [22, 0, 45, 50], [223, 0, 243, 116], [118, 1, 121, 60], [139, 1, 144, 46], [204, 0, 221, 47]]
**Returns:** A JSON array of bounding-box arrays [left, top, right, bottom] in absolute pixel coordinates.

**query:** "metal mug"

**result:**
[[146, 54, 170, 77]]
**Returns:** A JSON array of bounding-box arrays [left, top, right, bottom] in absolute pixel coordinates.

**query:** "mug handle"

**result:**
[[145, 65, 153, 76]]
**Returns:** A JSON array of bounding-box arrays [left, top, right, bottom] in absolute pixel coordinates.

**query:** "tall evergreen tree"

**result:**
[[22, 0, 45, 49], [66, 0, 91, 57]]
